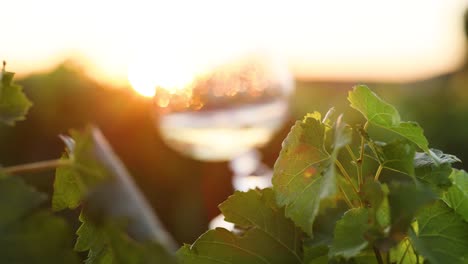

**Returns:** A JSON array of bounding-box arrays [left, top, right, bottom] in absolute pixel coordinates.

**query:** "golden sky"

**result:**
[[2, 0, 467, 89]]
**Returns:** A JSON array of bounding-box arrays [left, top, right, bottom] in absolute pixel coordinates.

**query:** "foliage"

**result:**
[[180, 85, 468, 264], [0, 65, 467, 264], [0, 68, 175, 263], [0, 62, 32, 125]]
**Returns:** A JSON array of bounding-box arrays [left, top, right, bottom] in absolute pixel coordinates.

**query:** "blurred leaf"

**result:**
[[388, 182, 436, 242], [414, 149, 460, 167], [0, 70, 32, 125], [415, 150, 460, 190], [332, 115, 352, 151], [0, 211, 80, 264], [329, 208, 369, 259], [410, 201, 468, 264], [348, 85, 429, 152], [443, 169, 468, 221], [52, 128, 109, 211], [0, 173, 46, 227], [0, 174, 79, 263], [75, 213, 176, 264], [52, 156, 86, 210], [322, 115, 352, 203], [177, 189, 303, 264]]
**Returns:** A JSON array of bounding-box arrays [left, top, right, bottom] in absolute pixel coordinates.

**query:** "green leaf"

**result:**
[[414, 149, 460, 167], [75, 213, 176, 264], [303, 204, 348, 264], [410, 201, 468, 264], [380, 140, 415, 177], [361, 181, 386, 231], [415, 150, 460, 190], [272, 114, 330, 235], [0, 70, 32, 125], [273, 113, 350, 235], [52, 156, 86, 210], [0, 174, 46, 228], [443, 169, 468, 221], [178, 189, 303, 264], [52, 128, 109, 211], [220, 189, 303, 262], [0, 211, 80, 264], [329, 208, 369, 259], [0, 174, 79, 263], [389, 239, 421, 264], [348, 85, 429, 152], [388, 182, 436, 241]]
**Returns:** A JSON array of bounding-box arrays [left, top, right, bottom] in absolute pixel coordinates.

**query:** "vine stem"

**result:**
[[339, 185, 354, 208], [1, 159, 70, 175], [335, 160, 359, 196], [373, 246, 384, 264], [374, 164, 384, 181], [357, 122, 369, 186], [345, 144, 361, 189], [398, 239, 411, 264]]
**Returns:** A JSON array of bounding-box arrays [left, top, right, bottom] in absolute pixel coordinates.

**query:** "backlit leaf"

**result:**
[[443, 169, 468, 221], [348, 85, 429, 152], [178, 189, 303, 264], [0, 69, 32, 125], [273, 113, 350, 235], [272, 114, 330, 235], [410, 201, 468, 264], [52, 128, 109, 211]]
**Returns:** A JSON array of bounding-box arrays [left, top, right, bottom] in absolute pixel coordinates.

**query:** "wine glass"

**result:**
[[152, 53, 294, 229]]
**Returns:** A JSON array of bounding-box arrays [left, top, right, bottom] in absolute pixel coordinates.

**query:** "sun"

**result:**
[[128, 48, 206, 97]]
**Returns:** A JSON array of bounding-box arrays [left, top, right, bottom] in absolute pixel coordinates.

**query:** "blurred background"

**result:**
[[1, 0, 468, 245]]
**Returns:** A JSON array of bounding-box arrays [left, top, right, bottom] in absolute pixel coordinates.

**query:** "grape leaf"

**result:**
[[220, 188, 303, 262], [75, 213, 176, 264], [272, 114, 329, 235], [52, 156, 86, 210], [348, 85, 429, 153], [410, 201, 468, 264], [177, 188, 303, 264], [0, 174, 79, 263], [443, 169, 468, 221], [389, 239, 422, 264], [361, 181, 385, 229], [387, 182, 436, 242], [303, 204, 348, 264], [414, 149, 460, 167], [272, 113, 350, 235], [0, 69, 32, 125], [380, 140, 415, 177], [52, 128, 109, 211], [415, 150, 460, 190], [329, 208, 369, 259]]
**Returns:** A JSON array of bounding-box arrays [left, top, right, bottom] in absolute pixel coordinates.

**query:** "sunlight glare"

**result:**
[[2, 0, 467, 83], [128, 45, 211, 97]]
